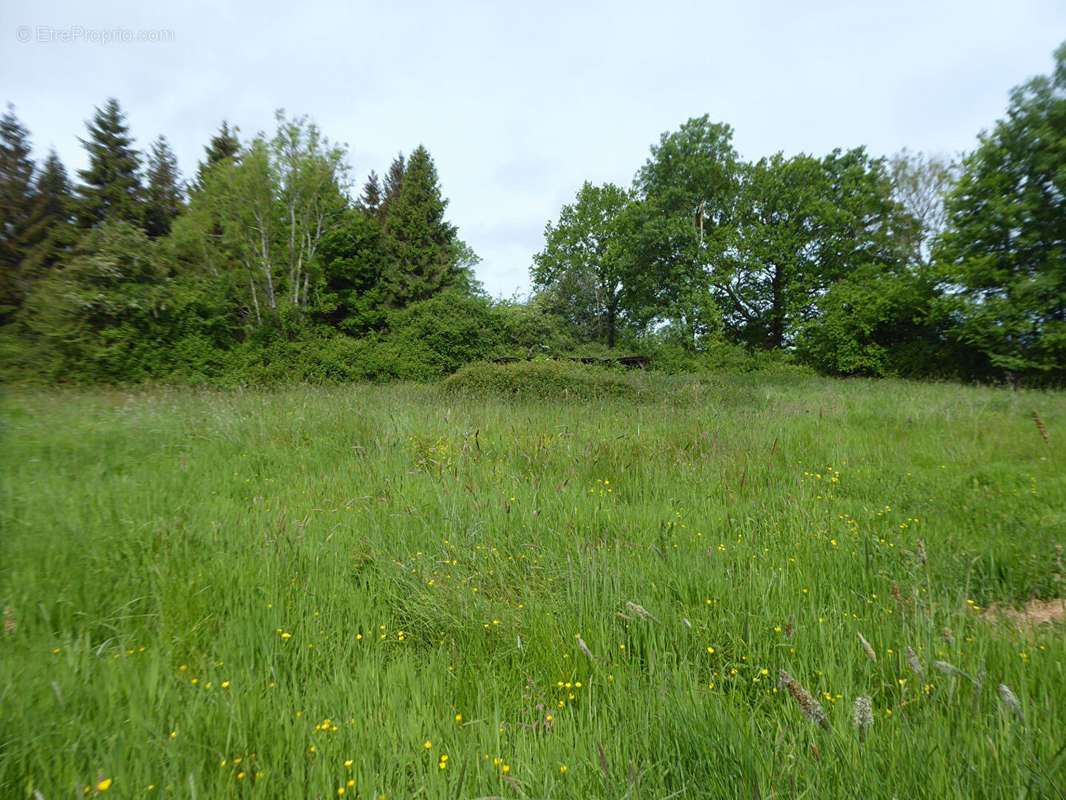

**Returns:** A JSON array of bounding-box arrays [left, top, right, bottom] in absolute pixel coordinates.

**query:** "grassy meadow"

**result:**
[[1, 374, 1065, 798]]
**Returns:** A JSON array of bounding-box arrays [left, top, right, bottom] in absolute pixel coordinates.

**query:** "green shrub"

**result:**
[[385, 292, 502, 376], [644, 338, 815, 376], [443, 359, 643, 400]]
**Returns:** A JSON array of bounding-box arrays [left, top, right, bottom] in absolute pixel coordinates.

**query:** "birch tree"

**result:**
[[271, 112, 349, 313]]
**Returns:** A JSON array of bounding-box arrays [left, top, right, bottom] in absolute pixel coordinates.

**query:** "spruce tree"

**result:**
[[0, 104, 37, 320], [32, 150, 72, 225], [382, 145, 460, 306], [193, 121, 240, 192], [358, 170, 383, 217], [76, 98, 143, 228], [143, 135, 184, 238], [19, 149, 76, 295], [380, 153, 406, 222]]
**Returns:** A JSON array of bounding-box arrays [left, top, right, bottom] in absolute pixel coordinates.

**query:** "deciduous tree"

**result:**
[[634, 116, 740, 346], [271, 111, 349, 312], [889, 148, 956, 264], [731, 148, 909, 349], [934, 42, 1066, 380], [533, 181, 634, 348]]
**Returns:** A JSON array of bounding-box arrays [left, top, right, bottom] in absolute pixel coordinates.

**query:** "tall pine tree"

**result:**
[[358, 170, 383, 218], [380, 153, 406, 223], [193, 121, 240, 193], [143, 135, 184, 238], [76, 98, 143, 228], [382, 145, 461, 307], [18, 149, 76, 297], [0, 104, 37, 321], [31, 150, 71, 226]]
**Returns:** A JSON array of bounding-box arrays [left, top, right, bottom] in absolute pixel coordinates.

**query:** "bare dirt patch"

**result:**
[[983, 598, 1066, 635]]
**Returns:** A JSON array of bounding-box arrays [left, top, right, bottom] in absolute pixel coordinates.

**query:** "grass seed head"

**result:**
[[906, 646, 925, 680], [935, 660, 980, 685], [575, 635, 602, 662], [778, 669, 829, 729], [852, 695, 873, 741], [856, 631, 876, 662], [933, 660, 963, 678], [625, 601, 659, 623], [3, 605, 15, 636], [997, 683, 1025, 725]]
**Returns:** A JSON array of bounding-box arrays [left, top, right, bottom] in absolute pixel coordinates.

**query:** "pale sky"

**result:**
[[2, 0, 1064, 298]]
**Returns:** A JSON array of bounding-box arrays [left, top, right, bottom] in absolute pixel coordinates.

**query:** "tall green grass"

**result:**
[[2, 375, 1064, 798]]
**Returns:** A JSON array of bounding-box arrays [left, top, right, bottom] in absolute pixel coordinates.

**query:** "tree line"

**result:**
[[1, 41, 1063, 384], [0, 99, 495, 382], [533, 42, 1065, 383]]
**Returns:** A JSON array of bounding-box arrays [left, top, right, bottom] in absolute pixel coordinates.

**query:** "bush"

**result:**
[[643, 338, 814, 376], [443, 359, 643, 400], [385, 292, 502, 376], [493, 298, 580, 357]]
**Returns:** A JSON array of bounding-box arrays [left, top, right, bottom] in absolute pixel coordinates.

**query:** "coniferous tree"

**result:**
[[382, 145, 461, 307], [358, 170, 383, 218], [380, 153, 406, 223], [18, 149, 76, 297], [193, 121, 240, 192], [181, 122, 241, 278], [0, 104, 37, 320], [76, 98, 143, 228], [143, 135, 184, 238], [31, 150, 71, 225]]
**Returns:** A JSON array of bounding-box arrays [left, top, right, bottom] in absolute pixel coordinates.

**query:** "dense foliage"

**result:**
[[1, 40, 1063, 385], [933, 42, 1066, 380]]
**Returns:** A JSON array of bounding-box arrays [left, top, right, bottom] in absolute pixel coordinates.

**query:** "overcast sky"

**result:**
[[2, 0, 1064, 298]]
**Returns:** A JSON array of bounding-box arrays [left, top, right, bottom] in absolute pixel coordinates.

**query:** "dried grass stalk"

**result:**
[[1032, 410, 1049, 444]]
